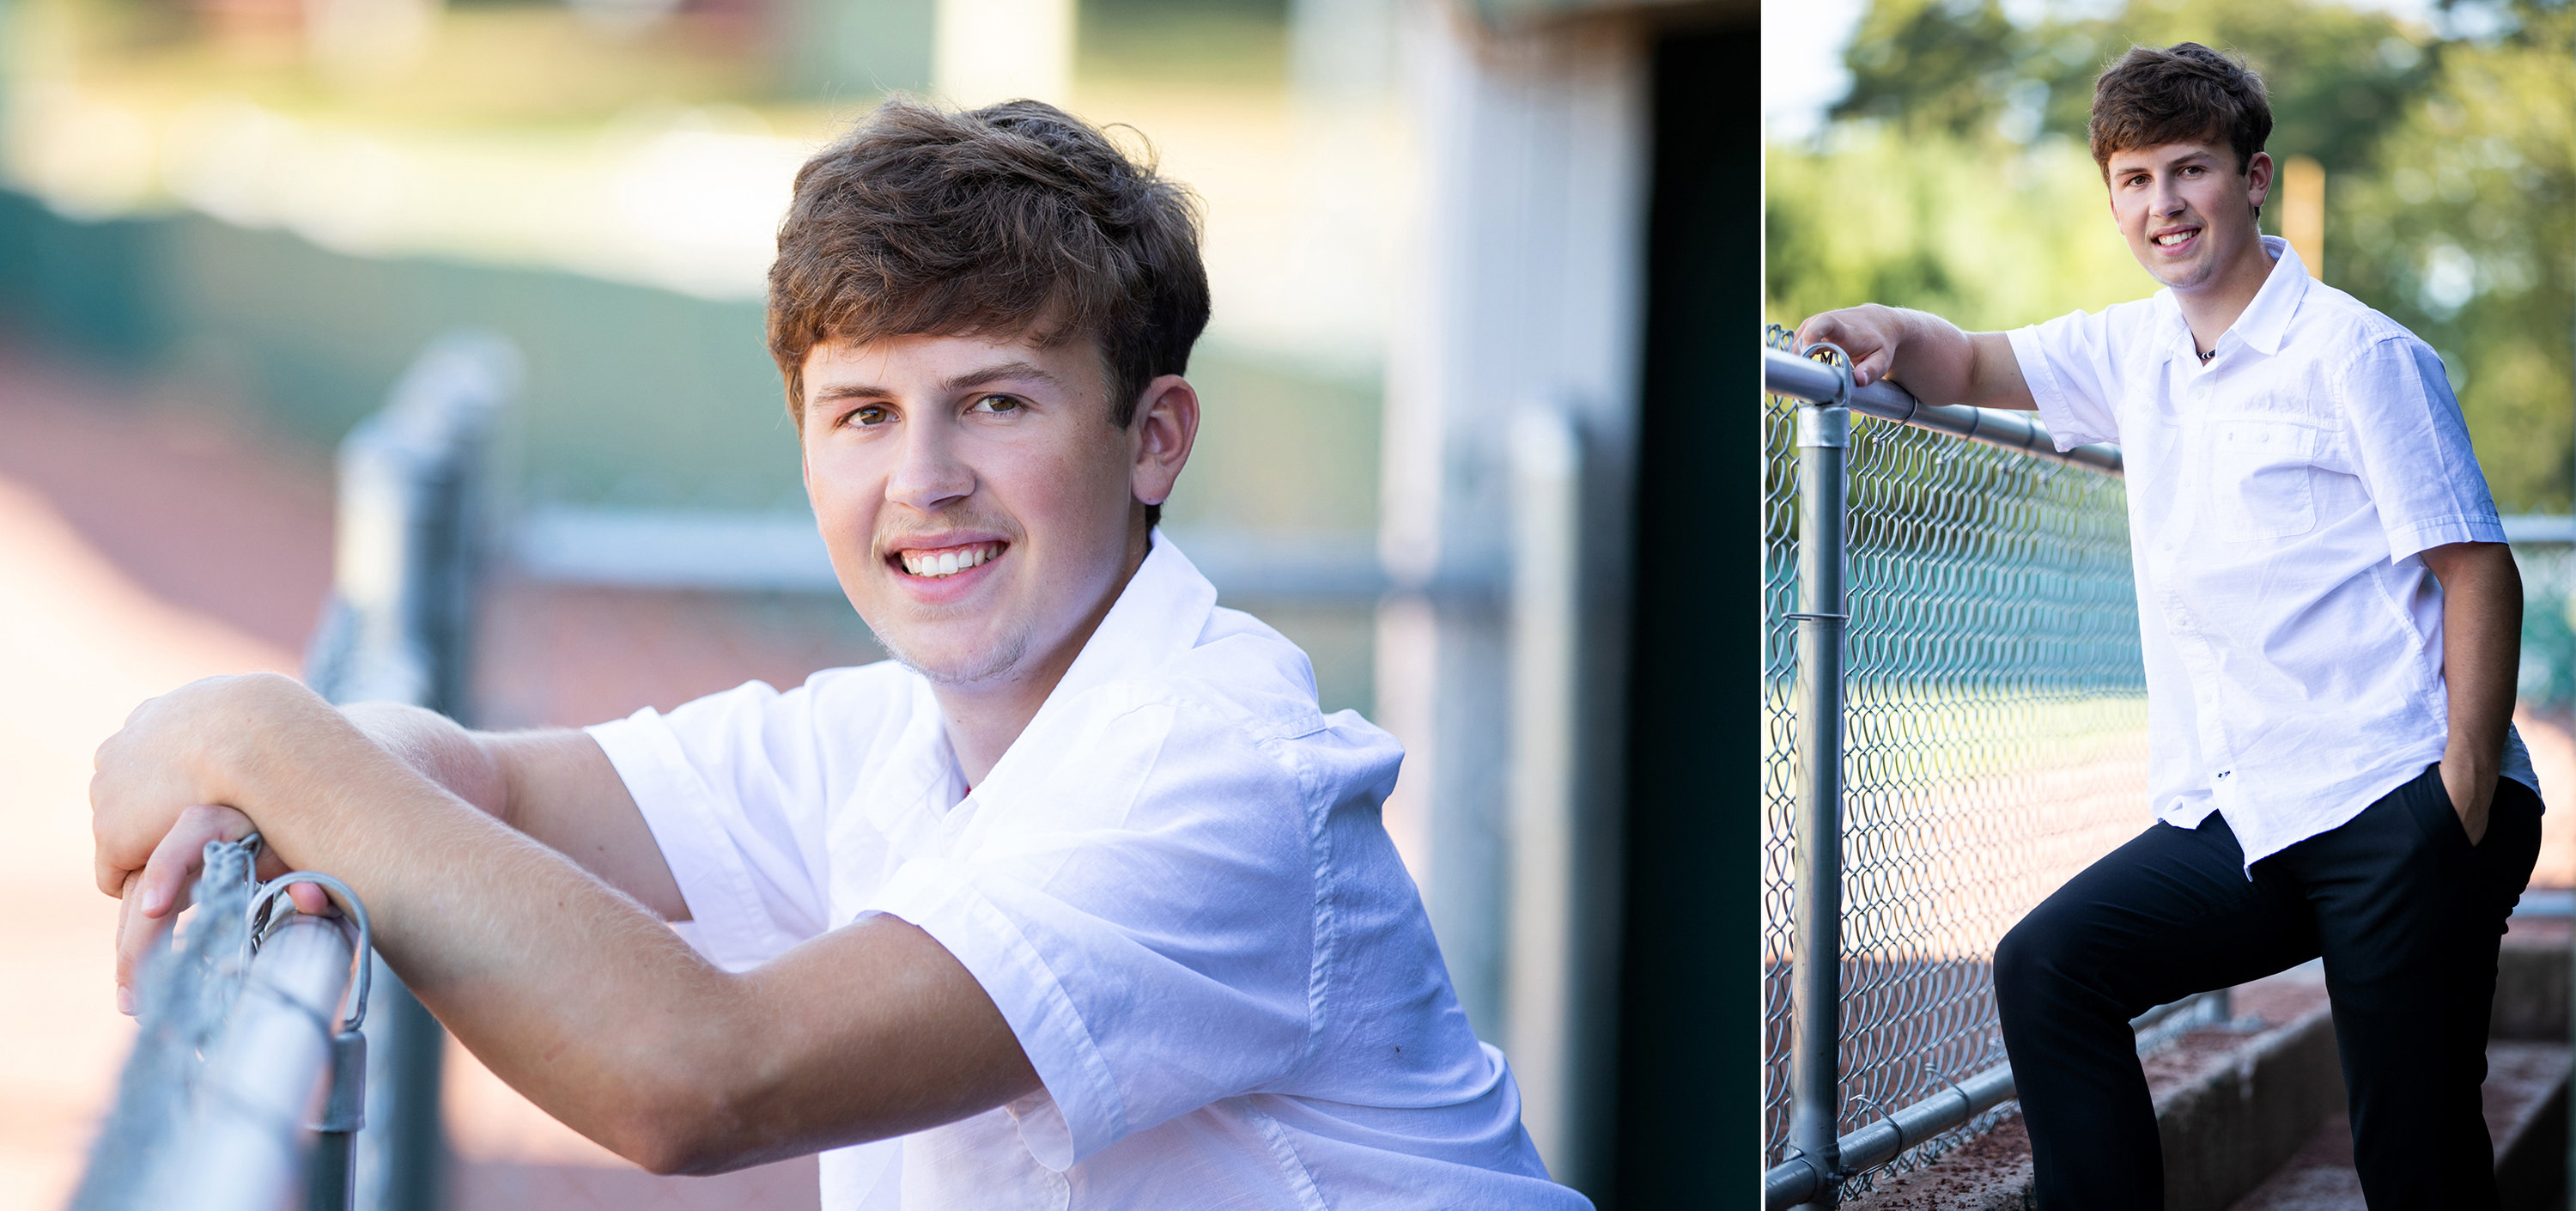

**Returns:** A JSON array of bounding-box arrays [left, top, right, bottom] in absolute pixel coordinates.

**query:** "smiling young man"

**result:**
[[89, 100, 1585, 1209], [1796, 44, 2541, 1209]]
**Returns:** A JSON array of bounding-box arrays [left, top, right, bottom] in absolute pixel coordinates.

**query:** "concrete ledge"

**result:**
[[1846, 967, 2340, 1211], [2154, 972, 2345, 1211], [2496, 917, 2571, 1043], [2226, 1043, 2569, 1210], [1844, 920, 2573, 1211]]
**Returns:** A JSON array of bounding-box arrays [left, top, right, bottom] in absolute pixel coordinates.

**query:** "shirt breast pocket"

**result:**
[[2210, 419, 2319, 541]]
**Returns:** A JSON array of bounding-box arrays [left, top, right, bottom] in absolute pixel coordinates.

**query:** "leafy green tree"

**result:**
[[2334, 2, 2574, 509], [1776, 0, 2573, 509]]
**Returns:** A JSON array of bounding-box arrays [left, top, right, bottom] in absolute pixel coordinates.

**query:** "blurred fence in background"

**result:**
[[299, 332, 518, 1211], [64, 332, 504, 1211]]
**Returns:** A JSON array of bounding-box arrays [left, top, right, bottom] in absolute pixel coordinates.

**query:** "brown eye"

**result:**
[[970, 394, 1022, 415], [846, 405, 890, 428]]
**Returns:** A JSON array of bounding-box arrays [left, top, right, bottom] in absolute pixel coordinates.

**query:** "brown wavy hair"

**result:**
[[767, 98, 1211, 439], [2089, 43, 2272, 176]]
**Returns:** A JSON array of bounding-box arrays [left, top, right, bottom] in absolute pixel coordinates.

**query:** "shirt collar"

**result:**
[[1029, 529, 1218, 720], [2152, 234, 2307, 364], [2232, 235, 2306, 356]]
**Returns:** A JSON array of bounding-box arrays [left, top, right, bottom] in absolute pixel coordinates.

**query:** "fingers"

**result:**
[[1794, 307, 1897, 388], [1793, 312, 1843, 351], [1854, 349, 1893, 389], [115, 871, 174, 1016], [134, 804, 256, 924], [249, 847, 334, 916]]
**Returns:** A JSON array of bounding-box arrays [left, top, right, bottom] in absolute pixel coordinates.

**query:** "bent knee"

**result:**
[[1994, 914, 2078, 1008]]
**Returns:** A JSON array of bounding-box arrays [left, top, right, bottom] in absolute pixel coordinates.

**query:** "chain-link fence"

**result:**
[[71, 840, 370, 1211], [1760, 334, 2151, 1198]]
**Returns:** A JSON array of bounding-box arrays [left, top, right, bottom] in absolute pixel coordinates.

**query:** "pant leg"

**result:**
[[1996, 812, 2323, 1211], [2280, 766, 2544, 1211]]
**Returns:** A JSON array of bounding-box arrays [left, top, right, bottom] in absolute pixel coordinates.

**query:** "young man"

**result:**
[[1795, 44, 2541, 1209], [90, 100, 1587, 1209]]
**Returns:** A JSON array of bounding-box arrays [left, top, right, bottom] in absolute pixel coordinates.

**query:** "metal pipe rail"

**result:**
[[143, 914, 360, 1211], [1763, 990, 2231, 1208], [1761, 347, 2124, 478]]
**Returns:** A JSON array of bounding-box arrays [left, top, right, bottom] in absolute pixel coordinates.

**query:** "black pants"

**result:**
[[1995, 764, 2543, 1210]]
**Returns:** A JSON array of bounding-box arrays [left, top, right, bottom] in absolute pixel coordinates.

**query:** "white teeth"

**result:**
[[901, 543, 995, 578], [2155, 230, 2194, 246]]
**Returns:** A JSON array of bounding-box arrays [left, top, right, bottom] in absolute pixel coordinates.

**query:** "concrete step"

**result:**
[[1843, 915, 2571, 1211], [1846, 965, 2342, 1211], [2225, 1043, 2568, 1211]]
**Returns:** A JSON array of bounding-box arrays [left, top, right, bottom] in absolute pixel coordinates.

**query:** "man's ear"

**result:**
[[2245, 150, 2275, 218], [1127, 374, 1200, 509]]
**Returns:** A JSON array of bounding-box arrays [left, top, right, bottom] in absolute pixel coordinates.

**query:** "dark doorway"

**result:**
[[1611, 20, 1761, 1209]]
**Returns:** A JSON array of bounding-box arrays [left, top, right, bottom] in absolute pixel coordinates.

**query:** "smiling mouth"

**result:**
[[2153, 228, 2201, 248], [891, 540, 1005, 579]]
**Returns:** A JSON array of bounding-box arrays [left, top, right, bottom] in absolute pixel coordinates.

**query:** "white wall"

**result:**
[[1375, 1, 1649, 1190]]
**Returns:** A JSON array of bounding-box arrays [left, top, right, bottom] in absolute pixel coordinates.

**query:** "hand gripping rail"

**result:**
[[1760, 347, 2124, 478]]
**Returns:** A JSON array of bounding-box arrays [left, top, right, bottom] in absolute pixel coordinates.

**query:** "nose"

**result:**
[[2151, 177, 2186, 217], [884, 418, 975, 514]]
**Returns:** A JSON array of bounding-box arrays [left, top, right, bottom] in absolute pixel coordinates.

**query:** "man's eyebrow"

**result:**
[[807, 360, 1064, 404], [940, 360, 1064, 394]]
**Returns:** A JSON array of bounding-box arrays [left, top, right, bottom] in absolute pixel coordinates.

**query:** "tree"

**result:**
[[1777, 0, 2573, 509]]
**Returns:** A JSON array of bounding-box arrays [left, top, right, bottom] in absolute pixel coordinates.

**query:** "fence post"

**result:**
[[304, 332, 518, 1211], [1786, 399, 1852, 1209]]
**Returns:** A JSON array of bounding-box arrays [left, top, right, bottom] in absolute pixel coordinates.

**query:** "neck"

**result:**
[[933, 523, 1154, 786], [2174, 230, 2277, 356]]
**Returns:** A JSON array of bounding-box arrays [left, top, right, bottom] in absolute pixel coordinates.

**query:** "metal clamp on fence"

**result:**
[[251, 872, 378, 1211]]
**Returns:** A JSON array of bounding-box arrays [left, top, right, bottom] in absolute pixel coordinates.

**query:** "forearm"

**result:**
[[1795, 304, 2032, 408], [1866, 306, 1978, 401], [339, 702, 686, 918], [97, 676, 1029, 1170], [340, 702, 509, 819], [215, 699, 750, 1164], [2436, 546, 2521, 779]]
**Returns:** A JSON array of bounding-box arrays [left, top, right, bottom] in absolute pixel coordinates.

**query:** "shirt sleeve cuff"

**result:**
[[2007, 325, 2104, 450], [585, 712, 791, 972], [2385, 514, 2507, 564], [865, 857, 1127, 1170]]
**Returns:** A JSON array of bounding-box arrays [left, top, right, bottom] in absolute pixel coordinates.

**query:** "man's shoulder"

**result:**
[[1042, 607, 1401, 796], [2286, 282, 2424, 362], [2027, 291, 2166, 335]]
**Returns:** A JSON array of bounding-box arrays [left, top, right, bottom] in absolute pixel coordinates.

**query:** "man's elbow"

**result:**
[[589, 1058, 768, 1177]]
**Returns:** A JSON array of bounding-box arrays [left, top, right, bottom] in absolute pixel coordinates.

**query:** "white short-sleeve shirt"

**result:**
[[2008, 236, 2537, 867], [587, 535, 1587, 1210]]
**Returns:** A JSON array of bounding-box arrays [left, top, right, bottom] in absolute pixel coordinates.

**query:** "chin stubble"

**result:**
[[875, 622, 1034, 688]]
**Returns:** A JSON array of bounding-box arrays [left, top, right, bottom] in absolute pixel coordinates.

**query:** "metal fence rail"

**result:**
[[1759, 331, 2160, 1207], [69, 333, 511, 1211], [70, 840, 370, 1211]]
